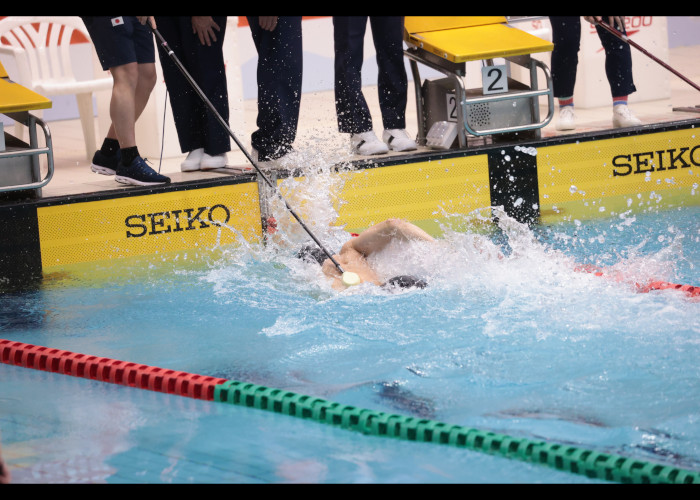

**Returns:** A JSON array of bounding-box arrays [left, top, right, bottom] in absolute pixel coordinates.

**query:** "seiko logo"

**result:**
[[125, 204, 231, 238], [612, 145, 700, 176]]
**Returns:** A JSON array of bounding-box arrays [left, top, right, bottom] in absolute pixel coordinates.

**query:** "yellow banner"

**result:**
[[537, 128, 700, 222], [37, 183, 262, 268], [333, 154, 491, 235]]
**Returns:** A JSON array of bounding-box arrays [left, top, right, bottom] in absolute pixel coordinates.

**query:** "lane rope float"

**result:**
[[574, 264, 700, 299], [2, 338, 699, 484]]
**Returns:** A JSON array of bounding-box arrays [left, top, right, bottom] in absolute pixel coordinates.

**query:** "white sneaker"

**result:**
[[181, 148, 204, 171], [612, 104, 642, 128], [350, 131, 389, 155], [555, 106, 576, 131], [200, 152, 228, 170], [251, 147, 288, 172], [383, 129, 417, 152]]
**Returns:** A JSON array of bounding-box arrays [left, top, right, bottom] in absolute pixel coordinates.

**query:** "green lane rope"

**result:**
[[2, 339, 698, 484], [213, 380, 700, 484]]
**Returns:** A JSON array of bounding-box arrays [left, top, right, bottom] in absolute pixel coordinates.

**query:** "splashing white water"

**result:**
[[195, 146, 696, 330]]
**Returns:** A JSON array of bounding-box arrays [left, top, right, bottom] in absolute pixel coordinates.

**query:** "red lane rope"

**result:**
[[573, 264, 700, 298], [638, 280, 700, 297], [0, 339, 227, 400]]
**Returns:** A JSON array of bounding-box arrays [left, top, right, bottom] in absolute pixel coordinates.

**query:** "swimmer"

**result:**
[[297, 218, 434, 291], [296, 216, 699, 298]]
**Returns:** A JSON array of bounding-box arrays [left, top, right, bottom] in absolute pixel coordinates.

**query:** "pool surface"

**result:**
[[1, 201, 699, 483]]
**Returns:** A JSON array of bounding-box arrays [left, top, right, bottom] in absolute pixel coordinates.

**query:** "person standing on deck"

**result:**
[[333, 16, 417, 155], [82, 16, 170, 186], [549, 16, 642, 132]]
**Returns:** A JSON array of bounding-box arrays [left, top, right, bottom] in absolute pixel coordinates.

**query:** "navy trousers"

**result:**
[[333, 16, 407, 134], [155, 16, 231, 156], [549, 16, 637, 99], [247, 16, 303, 162]]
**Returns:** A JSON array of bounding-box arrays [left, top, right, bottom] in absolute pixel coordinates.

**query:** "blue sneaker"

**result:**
[[115, 156, 171, 186], [90, 149, 121, 175]]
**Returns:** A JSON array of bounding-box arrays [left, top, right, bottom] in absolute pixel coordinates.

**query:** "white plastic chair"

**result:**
[[0, 16, 113, 159]]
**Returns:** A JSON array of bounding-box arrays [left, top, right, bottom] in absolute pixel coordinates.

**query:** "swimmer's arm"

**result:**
[[346, 218, 435, 256]]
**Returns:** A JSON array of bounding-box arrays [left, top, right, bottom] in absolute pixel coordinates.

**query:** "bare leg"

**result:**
[[134, 62, 157, 123], [107, 62, 139, 147], [105, 62, 157, 147]]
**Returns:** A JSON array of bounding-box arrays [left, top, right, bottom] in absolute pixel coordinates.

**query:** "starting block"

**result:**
[[0, 60, 54, 198], [404, 16, 555, 149]]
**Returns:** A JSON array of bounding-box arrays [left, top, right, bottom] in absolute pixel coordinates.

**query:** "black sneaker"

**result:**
[[90, 149, 121, 175], [115, 156, 171, 186]]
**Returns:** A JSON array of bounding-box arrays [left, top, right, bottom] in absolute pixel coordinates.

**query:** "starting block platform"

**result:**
[[0, 60, 54, 198], [404, 16, 553, 63], [404, 16, 554, 148]]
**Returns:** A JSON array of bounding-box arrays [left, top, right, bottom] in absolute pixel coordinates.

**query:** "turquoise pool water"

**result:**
[[0, 202, 698, 483]]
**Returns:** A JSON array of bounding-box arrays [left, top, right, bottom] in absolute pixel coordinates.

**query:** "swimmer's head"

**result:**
[[383, 275, 428, 290], [297, 244, 328, 266]]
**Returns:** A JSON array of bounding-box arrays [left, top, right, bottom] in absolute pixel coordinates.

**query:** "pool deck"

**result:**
[[1, 42, 700, 286], [27, 44, 700, 200]]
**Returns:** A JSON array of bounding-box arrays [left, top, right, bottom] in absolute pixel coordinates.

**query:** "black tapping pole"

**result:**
[[595, 19, 700, 93], [149, 22, 347, 275]]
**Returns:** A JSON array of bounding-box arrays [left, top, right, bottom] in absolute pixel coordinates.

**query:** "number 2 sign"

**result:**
[[482, 64, 508, 95]]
